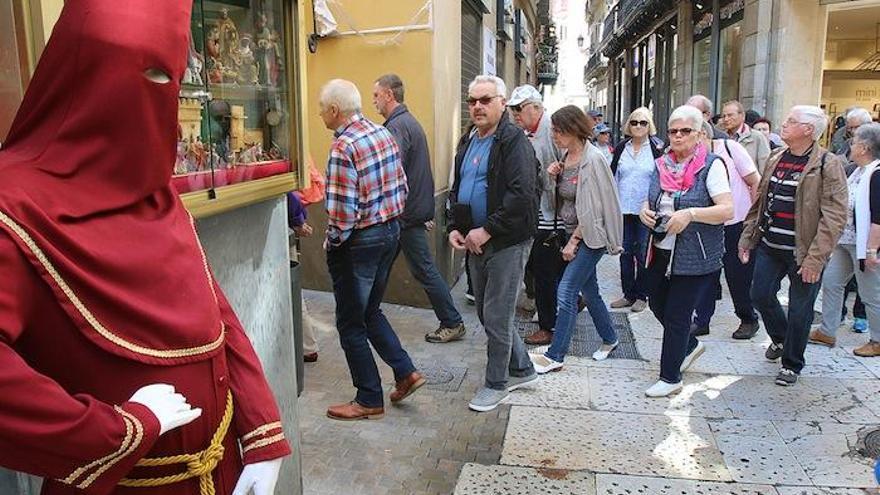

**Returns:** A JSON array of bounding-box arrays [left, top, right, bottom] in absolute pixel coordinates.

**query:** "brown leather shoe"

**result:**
[[303, 352, 318, 363], [326, 401, 384, 421], [390, 371, 426, 403], [525, 329, 553, 345], [808, 329, 836, 347], [854, 341, 880, 357]]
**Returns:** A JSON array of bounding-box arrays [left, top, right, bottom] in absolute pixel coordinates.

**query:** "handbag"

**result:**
[[541, 172, 563, 251]]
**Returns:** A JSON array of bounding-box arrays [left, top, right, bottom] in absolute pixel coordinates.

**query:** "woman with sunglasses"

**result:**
[[639, 105, 733, 397], [530, 106, 622, 373], [608, 108, 665, 313]]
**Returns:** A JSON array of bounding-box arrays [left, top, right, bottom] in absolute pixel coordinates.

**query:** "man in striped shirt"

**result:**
[[319, 79, 424, 421], [739, 105, 847, 387]]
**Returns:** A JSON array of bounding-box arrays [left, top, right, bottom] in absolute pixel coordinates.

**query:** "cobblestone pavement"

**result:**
[[300, 256, 880, 495]]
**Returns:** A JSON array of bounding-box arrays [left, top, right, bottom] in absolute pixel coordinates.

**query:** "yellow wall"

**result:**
[[431, 0, 461, 190], [304, 0, 437, 186]]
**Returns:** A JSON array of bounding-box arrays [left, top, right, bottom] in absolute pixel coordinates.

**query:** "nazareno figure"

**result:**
[[0, 1, 290, 494]]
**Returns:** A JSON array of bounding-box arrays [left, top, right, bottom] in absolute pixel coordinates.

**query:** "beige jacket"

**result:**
[[737, 125, 771, 175], [739, 144, 848, 272], [554, 143, 623, 254]]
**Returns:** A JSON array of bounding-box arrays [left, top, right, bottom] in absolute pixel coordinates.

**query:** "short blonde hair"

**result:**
[[623, 107, 657, 136]]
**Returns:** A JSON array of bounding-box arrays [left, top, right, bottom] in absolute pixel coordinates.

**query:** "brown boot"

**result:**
[[326, 401, 384, 421], [854, 341, 880, 357], [390, 371, 426, 403], [808, 329, 836, 347], [525, 329, 553, 345]]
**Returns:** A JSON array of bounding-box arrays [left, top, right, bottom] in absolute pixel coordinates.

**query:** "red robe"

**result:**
[[0, 0, 291, 493]]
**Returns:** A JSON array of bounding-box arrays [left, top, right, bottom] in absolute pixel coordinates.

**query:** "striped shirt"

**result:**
[[761, 150, 809, 250], [325, 114, 407, 247]]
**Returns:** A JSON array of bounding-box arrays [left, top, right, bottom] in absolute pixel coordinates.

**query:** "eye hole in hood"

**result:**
[[143, 67, 171, 84]]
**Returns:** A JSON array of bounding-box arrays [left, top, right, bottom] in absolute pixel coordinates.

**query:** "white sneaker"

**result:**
[[645, 380, 683, 398], [529, 353, 563, 374], [680, 340, 706, 373], [592, 341, 619, 361]]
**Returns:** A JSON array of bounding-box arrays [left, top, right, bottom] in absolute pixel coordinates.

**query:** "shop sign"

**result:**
[[483, 26, 497, 76]]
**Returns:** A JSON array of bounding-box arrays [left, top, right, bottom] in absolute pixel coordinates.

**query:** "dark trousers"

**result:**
[[644, 249, 716, 383], [694, 221, 759, 327], [529, 229, 568, 331], [750, 245, 821, 374], [843, 276, 866, 319], [327, 221, 416, 408], [620, 214, 649, 302], [396, 224, 463, 328]]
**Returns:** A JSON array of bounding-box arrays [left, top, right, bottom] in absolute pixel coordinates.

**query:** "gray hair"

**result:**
[[701, 121, 715, 137], [319, 79, 362, 114], [686, 94, 713, 115], [847, 108, 873, 126], [468, 75, 507, 99], [854, 123, 880, 160], [376, 73, 405, 104], [791, 105, 827, 141], [668, 105, 704, 130]]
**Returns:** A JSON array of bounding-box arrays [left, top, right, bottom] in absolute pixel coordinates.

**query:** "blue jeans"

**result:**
[[750, 245, 822, 374], [529, 229, 568, 331], [546, 243, 616, 362], [397, 224, 463, 328], [327, 221, 416, 408], [694, 221, 759, 327], [620, 214, 649, 302], [643, 248, 716, 383]]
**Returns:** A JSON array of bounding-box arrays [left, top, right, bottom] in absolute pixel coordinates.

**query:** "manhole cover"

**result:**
[[860, 428, 880, 458], [515, 311, 642, 360], [410, 361, 467, 392]]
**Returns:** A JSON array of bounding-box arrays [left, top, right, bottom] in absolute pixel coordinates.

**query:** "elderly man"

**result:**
[[587, 109, 604, 126], [739, 105, 848, 387], [686, 94, 728, 139], [721, 100, 771, 174], [373, 73, 467, 344], [320, 79, 424, 420], [448, 75, 539, 412], [837, 108, 874, 159], [507, 84, 562, 346]]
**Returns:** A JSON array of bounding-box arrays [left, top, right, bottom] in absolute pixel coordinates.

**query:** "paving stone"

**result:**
[[775, 488, 873, 495], [718, 375, 880, 424], [772, 421, 877, 488], [589, 367, 734, 418], [502, 406, 732, 481], [596, 473, 779, 494], [453, 463, 596, 495], [505, 365, 591, 409], [708, 419, 811, 485]]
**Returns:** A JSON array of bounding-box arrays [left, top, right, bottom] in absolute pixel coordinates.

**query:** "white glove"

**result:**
[[128, 384, 202, 436], [232, 458, 283, 495]]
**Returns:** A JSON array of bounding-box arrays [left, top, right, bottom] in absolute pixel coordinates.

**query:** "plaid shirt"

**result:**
[[325, 113, 407, 247]]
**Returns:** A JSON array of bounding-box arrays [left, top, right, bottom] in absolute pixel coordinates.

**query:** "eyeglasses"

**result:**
[[783, 118, 809, 127], [510, 103, 531, 113], [667, 128, 694, 136], [629, 120, 649, 128], [467, 95, 501, 106]]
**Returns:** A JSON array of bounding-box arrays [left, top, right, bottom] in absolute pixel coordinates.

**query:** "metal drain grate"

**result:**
[[515, 312, 642, 360], [411, 361, 468, 392], [859, 428, 880, 458]]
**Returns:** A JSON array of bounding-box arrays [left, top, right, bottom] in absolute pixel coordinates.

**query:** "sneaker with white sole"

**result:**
[[507, 373, 539, 392], [529, 353, 563, 374], [592, 341, 619, 361], [425, 323, 466, 343], [765, 342, 784, 361], [645, 380, 683, 397], [468, 387, 509, 412], [775, 367, 798, 386], [680, 340, 705, 372]]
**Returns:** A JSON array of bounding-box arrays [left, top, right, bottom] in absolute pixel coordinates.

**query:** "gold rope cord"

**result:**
[[118, 392, 234, 495]]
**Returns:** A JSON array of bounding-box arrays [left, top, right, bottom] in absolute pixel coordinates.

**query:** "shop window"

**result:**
[[718, 21, 743, 105], [0, 0, 26, 142], [174, 0, 293, 194]]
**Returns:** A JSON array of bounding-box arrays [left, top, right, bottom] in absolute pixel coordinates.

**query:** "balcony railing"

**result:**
[[601, 3, 618, 45]]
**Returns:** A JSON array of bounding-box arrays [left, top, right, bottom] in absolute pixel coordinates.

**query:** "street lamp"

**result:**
[[577, 34, 584, 48]]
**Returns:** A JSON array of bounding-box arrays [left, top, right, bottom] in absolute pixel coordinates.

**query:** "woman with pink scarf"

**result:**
[[639, 105, 734, 398]]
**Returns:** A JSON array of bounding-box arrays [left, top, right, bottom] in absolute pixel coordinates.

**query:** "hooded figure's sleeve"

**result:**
[[0, 233, 161, 495]]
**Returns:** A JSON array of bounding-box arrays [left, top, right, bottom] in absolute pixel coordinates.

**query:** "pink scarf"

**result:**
[[656, 143, 709, 193]]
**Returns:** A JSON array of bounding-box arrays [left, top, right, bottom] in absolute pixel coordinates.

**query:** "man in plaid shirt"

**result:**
[[318, 79, 424, 421]]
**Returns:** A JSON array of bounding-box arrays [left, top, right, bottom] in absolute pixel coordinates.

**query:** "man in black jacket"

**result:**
[[374, 74, 467, 344], [448, 75, 539, 412]]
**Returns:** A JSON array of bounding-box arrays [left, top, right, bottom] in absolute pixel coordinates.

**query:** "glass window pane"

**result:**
[[692, 37, 711, 98], [718, 21, 743, 105], [0, 0, 25, 142]]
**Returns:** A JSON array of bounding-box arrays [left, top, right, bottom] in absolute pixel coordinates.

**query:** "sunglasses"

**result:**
[[510, 103, 531, 113], [667, 127, 694, 136], [467, 95, 501, 106], [629, 120, 649, 128]]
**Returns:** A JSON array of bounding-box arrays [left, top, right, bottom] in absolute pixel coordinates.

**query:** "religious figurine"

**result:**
[[255, 12, 283, 86], [238, 36, 259, 86], [182, 36, 205, 86], [216, 8, 242, 81]]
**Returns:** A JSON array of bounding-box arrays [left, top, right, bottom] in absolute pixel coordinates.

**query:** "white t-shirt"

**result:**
[[655, 158, 731, 250]]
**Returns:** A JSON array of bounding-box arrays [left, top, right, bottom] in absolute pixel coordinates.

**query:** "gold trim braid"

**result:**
[[60, 406, 144, 489], [239, 421, 283, 443], [118, 392, 234, 495], [0, 210, 225, 359], [241, 433, 286, 454]]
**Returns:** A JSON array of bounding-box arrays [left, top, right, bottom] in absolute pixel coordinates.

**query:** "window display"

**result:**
[[174, 0, 293, 194]]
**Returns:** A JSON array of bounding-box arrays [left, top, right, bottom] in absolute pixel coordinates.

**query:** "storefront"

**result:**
[[691, 0, 744, 113], [0, 0, 306, 492]]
